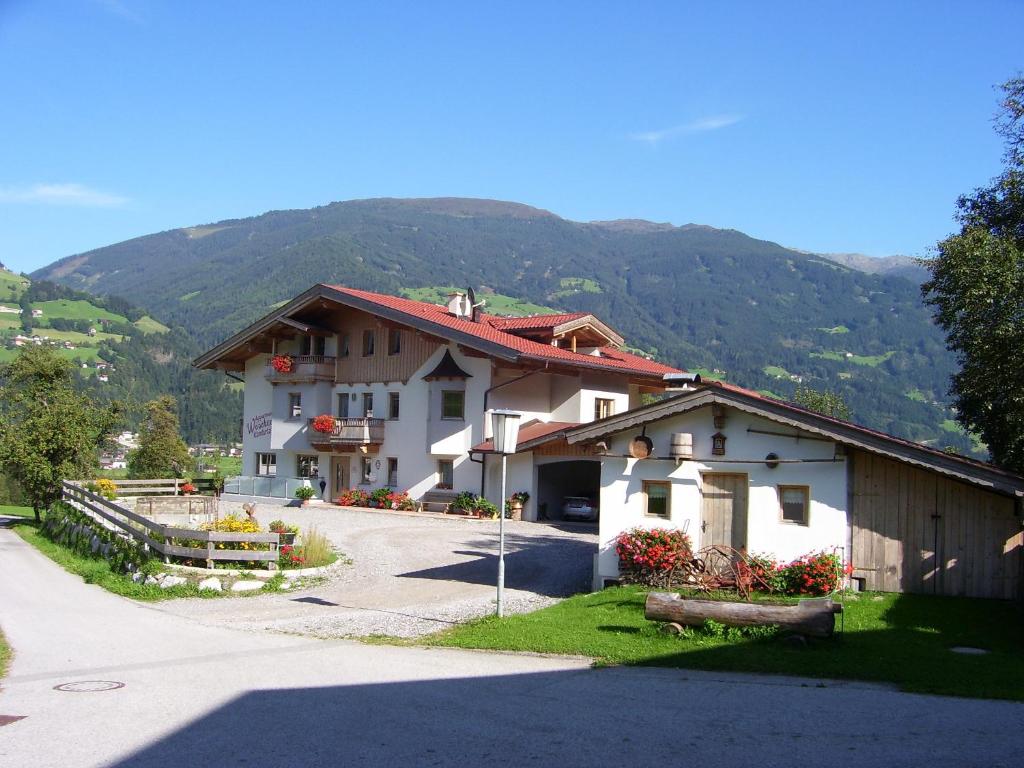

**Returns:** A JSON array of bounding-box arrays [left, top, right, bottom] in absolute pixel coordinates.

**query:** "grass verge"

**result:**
[[11, 522, 290, 602], [0, 505, 34, 518], [425, 586, 1024, 701], [0, 626, 10, 679]]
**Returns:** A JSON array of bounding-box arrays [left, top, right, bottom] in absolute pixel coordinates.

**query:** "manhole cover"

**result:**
[[53, 681, 125, 693]]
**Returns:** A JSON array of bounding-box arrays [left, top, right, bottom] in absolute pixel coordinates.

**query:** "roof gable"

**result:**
[[564, 383, 1024, 497]]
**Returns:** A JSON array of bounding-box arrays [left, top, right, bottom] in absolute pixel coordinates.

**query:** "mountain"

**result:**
[[32, 197, 974, 454], [804, 251, 930, 282]]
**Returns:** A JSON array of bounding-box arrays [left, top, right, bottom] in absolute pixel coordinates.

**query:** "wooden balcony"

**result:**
[[308, 417, 385, 452], [265, 355, 336, 383]]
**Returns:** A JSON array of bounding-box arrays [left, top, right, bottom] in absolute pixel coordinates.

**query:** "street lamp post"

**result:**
[[490, 409, 522, 618]]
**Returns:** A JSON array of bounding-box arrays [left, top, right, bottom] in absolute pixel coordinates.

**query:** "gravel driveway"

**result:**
[[155, 502, 597, 638]]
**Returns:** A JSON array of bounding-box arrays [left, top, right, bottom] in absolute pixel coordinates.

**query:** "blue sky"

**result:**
[[1, 1, 1021, 273]]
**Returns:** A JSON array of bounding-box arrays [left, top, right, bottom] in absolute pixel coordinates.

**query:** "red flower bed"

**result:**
[[615, 527, 693, 587], [311, 414, 336, 434], [746, 551, 847, 596], [271, 354, 293, 373]]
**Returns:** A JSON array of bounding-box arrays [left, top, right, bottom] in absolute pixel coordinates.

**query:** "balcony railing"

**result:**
[[308, 417, 385, 447], [265, 355, 336, 382]]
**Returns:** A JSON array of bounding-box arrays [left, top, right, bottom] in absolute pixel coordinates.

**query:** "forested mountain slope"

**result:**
[[33, 197, 971, 453]]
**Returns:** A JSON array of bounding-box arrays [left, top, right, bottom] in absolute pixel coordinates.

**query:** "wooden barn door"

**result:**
[[849, 450, 1023, 598], [701, 474, 749, 551]]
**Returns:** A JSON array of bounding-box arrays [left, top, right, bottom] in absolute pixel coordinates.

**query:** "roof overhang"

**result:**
[[564, 386, 1024, 498]]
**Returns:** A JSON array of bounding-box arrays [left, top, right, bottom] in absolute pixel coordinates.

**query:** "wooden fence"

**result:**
[[108, 477, 219, 496], [62, 481, 280, 570]]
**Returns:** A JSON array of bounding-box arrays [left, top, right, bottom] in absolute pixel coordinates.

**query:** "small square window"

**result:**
[[595, 398, 615, 420], [441, 390, 464, 420], [437, 459, 454, 490], [779, 486, 809, 525], [643, 480, 670, 518], [388, 391, 400, 420], [288, 393, 302, 419], [362, 329, 375, 357], [388, 329, 401, 356]]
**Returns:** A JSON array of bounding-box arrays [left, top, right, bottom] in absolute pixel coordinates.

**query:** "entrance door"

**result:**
[[332, 457, 347, 500], [700, 473, 749, 551]]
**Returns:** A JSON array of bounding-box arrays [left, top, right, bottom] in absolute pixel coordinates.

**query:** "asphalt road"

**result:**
[[1, 522, 1023, 768]]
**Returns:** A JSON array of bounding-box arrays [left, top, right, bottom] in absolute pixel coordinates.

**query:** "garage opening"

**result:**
[[536, 460, 601, 524]]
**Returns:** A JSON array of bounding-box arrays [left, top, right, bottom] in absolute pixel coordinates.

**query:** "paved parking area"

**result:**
[[156, 503, 598, 638]]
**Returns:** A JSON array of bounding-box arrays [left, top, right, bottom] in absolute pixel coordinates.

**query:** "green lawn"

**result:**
[[0, 268, 29, 300], [425, 586, 1024, 701], [689, 367, 726, 381], [816, 325, 850, 334], [31, 299, 126, 324], [762, 365, 793, 379], [551, 276, 602, 298], [811, 350, 895, 366], [0, 505, 34, 518], [0, 344, 102, 365], [134, 315, 169, 334]]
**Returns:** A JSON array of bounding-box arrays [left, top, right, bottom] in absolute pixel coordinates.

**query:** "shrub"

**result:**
[[474, 498, 499, 519], [94, 478, 118, 500], [615, 527, 693, 587], [295, 486, 316, 501], [780, 551, 844, 596]]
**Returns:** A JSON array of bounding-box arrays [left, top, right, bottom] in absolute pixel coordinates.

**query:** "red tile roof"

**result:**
[[484, 313, 590, 330], [472, 420, 578, 452], [324, 284, 682, 379]]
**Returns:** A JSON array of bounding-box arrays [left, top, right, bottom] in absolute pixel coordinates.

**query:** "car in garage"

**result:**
[[562, 496, 598, 522]]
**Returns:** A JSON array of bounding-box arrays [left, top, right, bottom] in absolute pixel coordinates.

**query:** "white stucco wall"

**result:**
[[594, 404, 848, 587]]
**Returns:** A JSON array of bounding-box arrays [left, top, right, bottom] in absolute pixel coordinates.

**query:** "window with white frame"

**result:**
[[363, 392, 374, 417], [594, 397, 615, 420], [643, 480, 670, 518], [387, 457, 399, 487], [288, 392, 302, 419], [256, 452, 277, 476], [360, 456, 373, 484]]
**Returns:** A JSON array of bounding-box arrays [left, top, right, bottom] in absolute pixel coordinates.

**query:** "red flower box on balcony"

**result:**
[[311, 414, 336, 434], [271, 354, 294, 373]]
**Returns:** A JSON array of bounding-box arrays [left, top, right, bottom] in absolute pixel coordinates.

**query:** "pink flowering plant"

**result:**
[[615, 527, 694, 587]]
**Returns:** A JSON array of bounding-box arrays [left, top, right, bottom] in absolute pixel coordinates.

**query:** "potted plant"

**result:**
[[474, 498, 499, 519], [295, 486, 316, 506], [311, 413, 336, 434], [271, 354, 294, 373], [269, 519, 300, 545], [505, 491, 530, 520]]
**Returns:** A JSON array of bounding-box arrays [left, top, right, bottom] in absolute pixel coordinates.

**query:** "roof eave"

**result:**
[[564, 387, 1024, 497]]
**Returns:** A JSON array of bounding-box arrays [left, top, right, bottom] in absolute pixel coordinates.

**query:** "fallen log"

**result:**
[[645, 592, 842, 639]]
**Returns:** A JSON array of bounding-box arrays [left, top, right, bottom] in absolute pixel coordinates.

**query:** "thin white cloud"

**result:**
[[0, 183, 128, 208], [95, 0, 145, 25], [630, 114, 744, 145]]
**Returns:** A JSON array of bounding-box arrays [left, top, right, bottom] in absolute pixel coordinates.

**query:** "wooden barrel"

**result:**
[[670, 432, 693, 460]]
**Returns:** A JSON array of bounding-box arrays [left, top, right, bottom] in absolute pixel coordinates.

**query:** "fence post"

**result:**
[[206, 536, 214, 570]]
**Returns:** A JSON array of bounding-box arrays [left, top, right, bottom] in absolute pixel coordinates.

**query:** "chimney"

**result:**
[[447, 291, 470, 319]]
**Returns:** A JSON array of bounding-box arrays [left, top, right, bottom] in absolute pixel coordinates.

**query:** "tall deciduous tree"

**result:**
[[923, 76, 1024, 473], [127, 395, 193, 479], [0, 347, 120, 521]]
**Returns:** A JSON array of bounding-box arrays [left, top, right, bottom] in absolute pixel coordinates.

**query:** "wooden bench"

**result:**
[[417, 491, 458, 514]]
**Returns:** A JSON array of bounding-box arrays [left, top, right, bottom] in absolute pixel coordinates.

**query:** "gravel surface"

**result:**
[[155, 502, 597, 638]]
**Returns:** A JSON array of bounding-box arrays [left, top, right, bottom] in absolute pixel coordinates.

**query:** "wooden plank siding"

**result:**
[[329, 307, 439, 385], [849, 449, 1023, 599]]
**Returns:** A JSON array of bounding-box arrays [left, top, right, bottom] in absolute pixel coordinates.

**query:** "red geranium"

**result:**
[[311, 414, 336, 434], [180, 482, 197, 495], [271, 354, 294, 373]]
